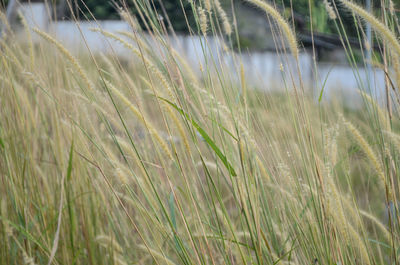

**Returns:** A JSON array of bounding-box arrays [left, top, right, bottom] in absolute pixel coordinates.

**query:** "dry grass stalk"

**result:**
[[33, 28, 94, 91], [246, 0, 298, 57]]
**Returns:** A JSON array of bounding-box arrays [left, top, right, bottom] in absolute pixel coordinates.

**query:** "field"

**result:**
[[1, 0, 400, 264]]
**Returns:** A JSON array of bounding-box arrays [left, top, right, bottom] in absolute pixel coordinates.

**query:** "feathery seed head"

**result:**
[[198, 7, 208, 35], [340, 0, 400, 57], [246, 0, 298, 58], [389, 0, 395, 15], [323, 0, 337, 19], [215, 0, 232, 35], [33, 28, 94, 91]]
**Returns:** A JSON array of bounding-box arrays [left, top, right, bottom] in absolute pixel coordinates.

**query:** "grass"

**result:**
[[1, 0, 400, 264]]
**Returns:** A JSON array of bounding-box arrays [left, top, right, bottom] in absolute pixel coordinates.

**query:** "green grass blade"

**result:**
[[159, 97, 237, 177]]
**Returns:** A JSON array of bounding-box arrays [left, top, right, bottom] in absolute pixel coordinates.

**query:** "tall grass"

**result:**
[[0, 0, 400, 264]]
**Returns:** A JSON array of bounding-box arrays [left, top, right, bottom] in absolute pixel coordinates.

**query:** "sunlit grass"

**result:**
[[1, 0, 400, 264]]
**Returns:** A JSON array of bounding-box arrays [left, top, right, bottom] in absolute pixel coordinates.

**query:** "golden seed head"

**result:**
[[323, 0, 337, 19], [340, 0, 400, 58], [246, 0, 298, 58], [389, 0, 395, 15], [198, 7, 208, 35]]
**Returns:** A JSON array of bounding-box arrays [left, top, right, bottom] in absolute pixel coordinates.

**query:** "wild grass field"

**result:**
[[1, 0, 400, 264]]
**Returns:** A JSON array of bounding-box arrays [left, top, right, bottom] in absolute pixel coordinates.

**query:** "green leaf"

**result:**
[[160, 98, 237, 176], [66, 140, 74, 182], [0, 217, 50, 254], [65, 140, 75, 256], [169, 192, 177, 231], [319, 65, 334, 102], [206, 115, 238, 142], [169, 193, 181, 251]]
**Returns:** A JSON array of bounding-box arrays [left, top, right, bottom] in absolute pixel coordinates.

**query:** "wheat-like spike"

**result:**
[[1, 199, 12, 238], [0, 11, 13, 38], [340, 0, 400, 57], [95, 233, 127, 265], [137, 245, 178, 265], [323, 124, 333, 160], [358, 90, 389, 129], [119, 10, 141, 31], [277, 162, 297, 191], [140, 75, 191, 154], [344, 119, 386, 190], [12, 81, 36, 124], [95, 235, 123, 253], [326, 182, 351, 241], [196, 160, 218, 171], [246, 0, 298, 58], [256, 156, 270, 181], [33, 28, 94, 91], [214, 0, 232, 35], [92, 28, 175, 100], [325, 182, 371, 265], [341, 195, 364, 228], [114, 166, 131, 185], [270, 220, 291, 253], [190, 82, 242, 134], [100, 53, 121, 82], [389, 0, 395, 15], [331, 124, 339, 166], [90, 28, 150, 64], [91, 28, 133, 49], [214, 206, 237, 237], [323, 0, 337, 20], [106, 80, 145, 122], [149, 67, 176, 101], [347, 224, 372, 265], [0, 74, 12, 86], [64, 89, 125, 133], [390, 53, 400, 90], [324, 163, 363, 237], [203, 0, 212, 13], [18, 11, 34, 69], [22, 251, 37, 265], [115, 30, 135, 41], [114, 136, 149, 178], [100, 53, 145, 108], [105, 80, 174, 160], [112, 255, 128, 265], [384, 130, 400, 153], [116, 30, 151, 55], [266, 184, 302, 207], [164, 104, 191, 154], [198, 7, 208, 35], [0, 40, 24, 72], [170, 48, 199, 83], [238, 138, 246, 163], [359, 210, 391, 241]]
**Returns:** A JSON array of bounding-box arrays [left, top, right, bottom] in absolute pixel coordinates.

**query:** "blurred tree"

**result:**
[[0, 0, 399, 36], [63, 0, 194, 32], [72, 0, 121, 20], [0, 0, 194, 32]]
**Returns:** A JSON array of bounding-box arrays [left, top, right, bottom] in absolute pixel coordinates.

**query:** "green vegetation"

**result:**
[[2, 0, 398, 36], [67, 0, 194, 32], [1, 0, 400, 264]]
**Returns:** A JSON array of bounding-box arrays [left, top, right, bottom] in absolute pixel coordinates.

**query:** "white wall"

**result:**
[[19, 3, 48, 30], [17, 3, 387, 106]]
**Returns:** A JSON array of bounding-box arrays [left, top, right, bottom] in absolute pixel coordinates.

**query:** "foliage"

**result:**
[[66, 0, 194, 32], [1, 0, 400, 264]]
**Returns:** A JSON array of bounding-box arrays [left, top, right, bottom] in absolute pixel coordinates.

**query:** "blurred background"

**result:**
[[0, 0, 392, 105]]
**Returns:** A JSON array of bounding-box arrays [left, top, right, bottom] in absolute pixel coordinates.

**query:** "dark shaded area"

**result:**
[[64, 0, 195, 33], [0, 0, 398, 56]]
